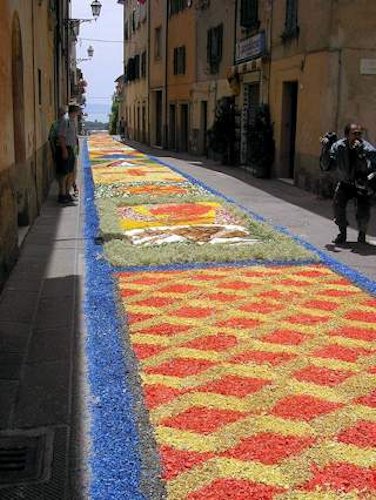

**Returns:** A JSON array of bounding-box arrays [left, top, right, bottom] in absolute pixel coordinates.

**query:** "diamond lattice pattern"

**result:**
[[116, 264, 376, 499]]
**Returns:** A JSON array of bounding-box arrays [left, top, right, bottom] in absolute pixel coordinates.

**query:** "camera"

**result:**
[[321, 132, 338, 147], [355, 171, 376, 197]]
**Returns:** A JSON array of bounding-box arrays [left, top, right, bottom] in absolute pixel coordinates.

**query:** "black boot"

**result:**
[[333, 228, 347, 244], [357, 231, 366, 243]]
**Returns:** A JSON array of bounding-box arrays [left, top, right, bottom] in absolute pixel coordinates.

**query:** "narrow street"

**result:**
[[1, 135, 375, 498]]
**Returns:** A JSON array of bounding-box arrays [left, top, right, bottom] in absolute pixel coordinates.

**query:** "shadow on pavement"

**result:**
[[325, 241, 376, 256], [0, 182, 88, 498]]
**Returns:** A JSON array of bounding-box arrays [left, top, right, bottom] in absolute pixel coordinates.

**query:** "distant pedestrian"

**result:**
[[320, 123, 376, 244], [119, 116, 125, 140], [56, 104, 80, 203]]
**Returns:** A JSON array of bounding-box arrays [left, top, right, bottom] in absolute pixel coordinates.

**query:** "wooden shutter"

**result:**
[[240, 0, 259, 29], [285, 0, 298, 31]]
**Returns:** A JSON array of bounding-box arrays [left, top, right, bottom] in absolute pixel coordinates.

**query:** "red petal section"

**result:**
[[303, 463, 376, 493], [189, 479, 285, 500]]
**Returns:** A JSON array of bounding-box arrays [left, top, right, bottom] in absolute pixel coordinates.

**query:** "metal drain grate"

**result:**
[[0, 434, 48, 487]]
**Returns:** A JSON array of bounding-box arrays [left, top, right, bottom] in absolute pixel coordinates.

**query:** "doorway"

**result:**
[[200, 101, 208, 155], [169, 104, 176, 150], [136, 106, 140, 141], [155, 91, 162, 146], [142, 105, 146, 144], [281, 81, 298, 179], [241, 83, 260, 165], [12, 14, 28, 231], [180, 104, 189, 152]]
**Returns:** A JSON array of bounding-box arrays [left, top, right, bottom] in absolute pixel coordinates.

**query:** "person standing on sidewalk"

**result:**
[[49, 106, 67, 201], [56, 104, 80, 203], [119, 116, 126, 140], [320, 123, 376, 244]]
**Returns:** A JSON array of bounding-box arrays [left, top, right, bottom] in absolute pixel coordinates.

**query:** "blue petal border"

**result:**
[[83, 139, 145, 500], [84, 136, 376, 498]]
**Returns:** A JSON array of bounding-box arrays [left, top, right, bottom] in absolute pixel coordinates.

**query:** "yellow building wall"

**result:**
[[168, 7, 196, 102], [149, 0, 166, 146], [191, 0, 235, 154], [0, 1, 17, 285], [123, 0, 149, 142], [150, 0, 165, 90], [269, 0, 376, 192], [269, 52, 336, 185], [167, 6, 196, 151], [0, 0, 56, 288]]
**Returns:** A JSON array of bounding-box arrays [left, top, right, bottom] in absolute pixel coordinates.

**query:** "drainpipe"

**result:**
[[164, 0, 169, 148], [31, 0, 41, 214], [53, 1, 60, 113], [267, 0, 274, 105], [65, 1, 70, 102], [330, 0, 342, 134], [147, 0, 151, 145], [334, 49, 342, 134], [233, 0, 238, 66]]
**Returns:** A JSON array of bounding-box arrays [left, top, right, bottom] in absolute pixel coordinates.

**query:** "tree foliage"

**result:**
[[109, 95, 120, 135]]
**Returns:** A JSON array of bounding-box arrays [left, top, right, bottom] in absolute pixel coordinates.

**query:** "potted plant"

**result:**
[[247, 104, 275, 178], [208, 97, 237, 165]]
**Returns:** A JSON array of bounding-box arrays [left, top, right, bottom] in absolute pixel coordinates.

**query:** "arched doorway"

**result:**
[[11, 13, 28, 228]]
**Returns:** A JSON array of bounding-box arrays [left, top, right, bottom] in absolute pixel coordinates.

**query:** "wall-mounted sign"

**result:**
[[236, 32, 265, 64], [360, 59, 376, 75]]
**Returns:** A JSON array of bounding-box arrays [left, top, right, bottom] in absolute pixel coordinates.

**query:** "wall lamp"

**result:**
[[74, 45, 95, 63], [65, 0, 102, 26]]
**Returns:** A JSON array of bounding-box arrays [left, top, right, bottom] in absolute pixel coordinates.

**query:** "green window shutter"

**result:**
[[240, 0, 259, 29], [285, 0, 298, 31], [207, 29, 213, 65]]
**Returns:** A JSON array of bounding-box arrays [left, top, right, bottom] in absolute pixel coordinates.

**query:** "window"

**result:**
[[285, 0, 298, 33], [127, 58, 135, 81], [173, 46, 186, 75], [38, 69, 42, 106], [141, 51, 147, 78], [207, 24, 223, 74], [240, 0, 259, 30], [169, 0, 186, 16], [134, 54, 140, 79], [132, 9, 136, 32], [155, 26, 162, 60]]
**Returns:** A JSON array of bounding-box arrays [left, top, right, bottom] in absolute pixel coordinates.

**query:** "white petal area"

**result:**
[[123, 224, 260, 246]]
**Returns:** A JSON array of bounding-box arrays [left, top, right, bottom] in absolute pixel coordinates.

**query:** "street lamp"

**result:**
[[75, 46, 95, 63], [91, 0, 102, 18], [65, 0, 102, 27]]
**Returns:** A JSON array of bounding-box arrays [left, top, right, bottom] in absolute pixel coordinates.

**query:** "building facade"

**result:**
[[120, 0, 376, 195], [123, 0, 149, 143], [193, 0, 236, 156], [149, 0, 167, 147], [166, 1, 197, 152], [269, 0, 376, 193], [0, 0, 70, 289]]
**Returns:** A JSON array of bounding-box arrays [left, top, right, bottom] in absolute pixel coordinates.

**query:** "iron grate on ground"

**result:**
[[0, 431, 51, 488]]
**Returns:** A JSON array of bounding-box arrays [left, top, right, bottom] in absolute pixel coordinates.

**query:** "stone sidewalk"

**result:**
[[0, 169, 87, 498]]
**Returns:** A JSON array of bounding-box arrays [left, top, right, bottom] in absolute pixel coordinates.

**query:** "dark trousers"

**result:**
[[333, 181, 371, 232]]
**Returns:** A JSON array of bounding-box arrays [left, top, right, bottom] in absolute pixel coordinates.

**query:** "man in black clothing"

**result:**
[[320, 123, 376, 244]]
